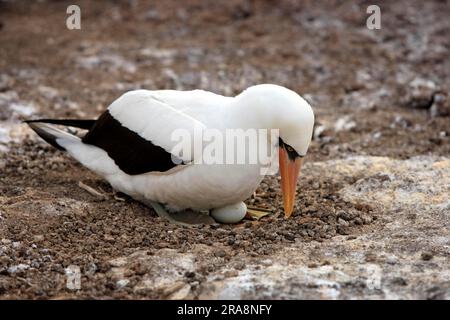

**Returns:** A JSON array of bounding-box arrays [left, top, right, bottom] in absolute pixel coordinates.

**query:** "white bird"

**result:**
[[26, 84, 314, 225]]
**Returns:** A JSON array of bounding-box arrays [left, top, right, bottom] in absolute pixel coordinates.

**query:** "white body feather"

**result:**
[[52, 85, 314, 211], [57, 89, 272, 210]]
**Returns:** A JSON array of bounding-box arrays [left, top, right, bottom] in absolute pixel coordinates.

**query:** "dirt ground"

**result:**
[[0, 0, 449, 299]]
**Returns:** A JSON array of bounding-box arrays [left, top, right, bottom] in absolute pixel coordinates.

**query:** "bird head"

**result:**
[[236, 84, 315, 218], [275, 92, 314, 218]]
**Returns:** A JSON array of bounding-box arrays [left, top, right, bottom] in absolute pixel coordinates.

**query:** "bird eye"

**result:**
[[287, 146, 294, 152]]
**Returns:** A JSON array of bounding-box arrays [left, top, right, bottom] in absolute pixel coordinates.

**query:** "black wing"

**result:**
[[82, 110, 184, 175]]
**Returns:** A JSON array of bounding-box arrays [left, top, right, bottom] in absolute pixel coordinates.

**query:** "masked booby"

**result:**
[[26, 84, 314, 225]]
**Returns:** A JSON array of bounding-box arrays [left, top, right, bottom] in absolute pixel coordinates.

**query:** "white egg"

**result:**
[[211, 202, 247, 224]]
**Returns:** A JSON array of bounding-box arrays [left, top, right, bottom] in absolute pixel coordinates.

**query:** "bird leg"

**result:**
[[144, 200, 215, 227]]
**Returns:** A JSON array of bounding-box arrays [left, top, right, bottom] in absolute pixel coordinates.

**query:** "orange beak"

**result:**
[[279, 146, 303, 218]]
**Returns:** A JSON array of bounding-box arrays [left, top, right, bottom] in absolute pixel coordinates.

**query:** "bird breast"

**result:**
[[115, 163, 266, 211]]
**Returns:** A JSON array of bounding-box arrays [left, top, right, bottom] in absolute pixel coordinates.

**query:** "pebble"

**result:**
[[391, 277, 408, 286], [337, 210, 354, 221], [337, 226, 350, 235], [1, 239, 11, 245], [260, 259, 273, 266], [168, 283, 191, 300], [386, 256, 399, 265], [421, 252, 433, 261], [214, 249, 227, 258], [85, 263, 98, 276], [404, 78, 437, 109], [223, 270, 239, 278], [365, 252, 377, 262], [284, 233, 295, 241], [362, 215, 372, 224], [161, 281, 186, 296], [116, 279, 130, 289], [7, 264, 29, 274], [109, 257, 127, 267], [430, 93, 450, 117]]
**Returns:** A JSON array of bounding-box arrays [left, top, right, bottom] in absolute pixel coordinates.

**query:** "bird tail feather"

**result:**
[[24, 119, 94, 151]]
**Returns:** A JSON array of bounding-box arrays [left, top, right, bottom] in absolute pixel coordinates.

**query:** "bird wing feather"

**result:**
[[82, 90, 228, 175]]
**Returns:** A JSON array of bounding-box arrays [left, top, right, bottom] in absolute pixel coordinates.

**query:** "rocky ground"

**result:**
[[0, 0, 449, 299]]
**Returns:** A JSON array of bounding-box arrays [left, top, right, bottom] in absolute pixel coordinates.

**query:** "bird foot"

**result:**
[[145, 201, 215, 227]]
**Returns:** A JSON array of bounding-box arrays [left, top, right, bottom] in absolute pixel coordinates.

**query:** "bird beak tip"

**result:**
[[284, 208, 293, 219]]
